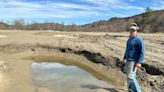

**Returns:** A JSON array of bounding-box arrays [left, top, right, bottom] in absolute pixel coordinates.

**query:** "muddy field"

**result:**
[[0, 30, 163, 92]]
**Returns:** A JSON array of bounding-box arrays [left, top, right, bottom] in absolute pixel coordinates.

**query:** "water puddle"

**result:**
[[32, 61, 115, 92]]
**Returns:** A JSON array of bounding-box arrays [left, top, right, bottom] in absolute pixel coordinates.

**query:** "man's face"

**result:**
[[130, 31, 137, 36]]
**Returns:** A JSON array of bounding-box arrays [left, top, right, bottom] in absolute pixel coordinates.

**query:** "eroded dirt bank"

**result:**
[[0, 31, 163, 92]]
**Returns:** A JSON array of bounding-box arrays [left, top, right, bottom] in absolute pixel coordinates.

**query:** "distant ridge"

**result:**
[[82, 10, 164, 32]]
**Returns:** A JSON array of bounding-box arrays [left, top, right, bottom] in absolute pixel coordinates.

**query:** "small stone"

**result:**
[[31, 48, 35, 51], [150, 81, 154, 86]]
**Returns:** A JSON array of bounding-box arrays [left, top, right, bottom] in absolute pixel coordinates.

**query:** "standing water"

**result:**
[[32, 62, 116, 92]]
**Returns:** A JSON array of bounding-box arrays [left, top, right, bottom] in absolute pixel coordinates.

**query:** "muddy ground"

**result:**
[[0, 30, 163, 92]]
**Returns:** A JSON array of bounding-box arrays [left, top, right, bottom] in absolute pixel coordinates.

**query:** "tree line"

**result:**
[[0, 19, 84, 31], [0, 8, 163, 32]]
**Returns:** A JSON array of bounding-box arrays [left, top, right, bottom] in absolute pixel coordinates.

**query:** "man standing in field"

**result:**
[[122, 23, 145, 92]]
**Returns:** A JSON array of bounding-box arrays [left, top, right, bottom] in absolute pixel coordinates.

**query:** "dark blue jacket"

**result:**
[[124, 35, 145, 63]]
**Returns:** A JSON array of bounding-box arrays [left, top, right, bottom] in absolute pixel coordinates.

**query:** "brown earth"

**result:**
[[0, 30, 163, 92]]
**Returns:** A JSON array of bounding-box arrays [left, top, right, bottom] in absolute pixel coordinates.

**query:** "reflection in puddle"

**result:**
[[32, 62, 114, 92]]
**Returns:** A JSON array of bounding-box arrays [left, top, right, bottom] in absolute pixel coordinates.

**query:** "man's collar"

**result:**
[[130, 34, 137, 38]]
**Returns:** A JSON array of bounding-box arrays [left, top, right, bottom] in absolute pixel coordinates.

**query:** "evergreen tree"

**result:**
[[145, 7, 153, 17]]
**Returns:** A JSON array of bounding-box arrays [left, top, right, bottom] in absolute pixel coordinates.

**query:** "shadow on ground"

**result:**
[[81, 84, 120, 92]]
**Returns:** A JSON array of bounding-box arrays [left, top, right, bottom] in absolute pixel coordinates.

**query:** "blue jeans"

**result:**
[[124, 61, 141, 92]]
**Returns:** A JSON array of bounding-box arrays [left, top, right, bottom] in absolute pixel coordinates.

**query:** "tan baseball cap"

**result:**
[[130, 23, 138, 27], [129, 26, 138, 32]]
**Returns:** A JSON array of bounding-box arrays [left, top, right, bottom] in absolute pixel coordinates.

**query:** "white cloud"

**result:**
[[0, 1, 103, 18], [151, 0, 164, 10], [0, 0, 163, 20], [81, 0, 144, 10], [0, 0, 121, 19]]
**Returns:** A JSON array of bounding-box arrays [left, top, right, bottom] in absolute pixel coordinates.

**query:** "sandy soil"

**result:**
[[0, 30, 163, 92]]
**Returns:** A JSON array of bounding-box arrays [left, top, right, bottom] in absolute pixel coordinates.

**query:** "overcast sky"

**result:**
[[0, 0, 164, 24]]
